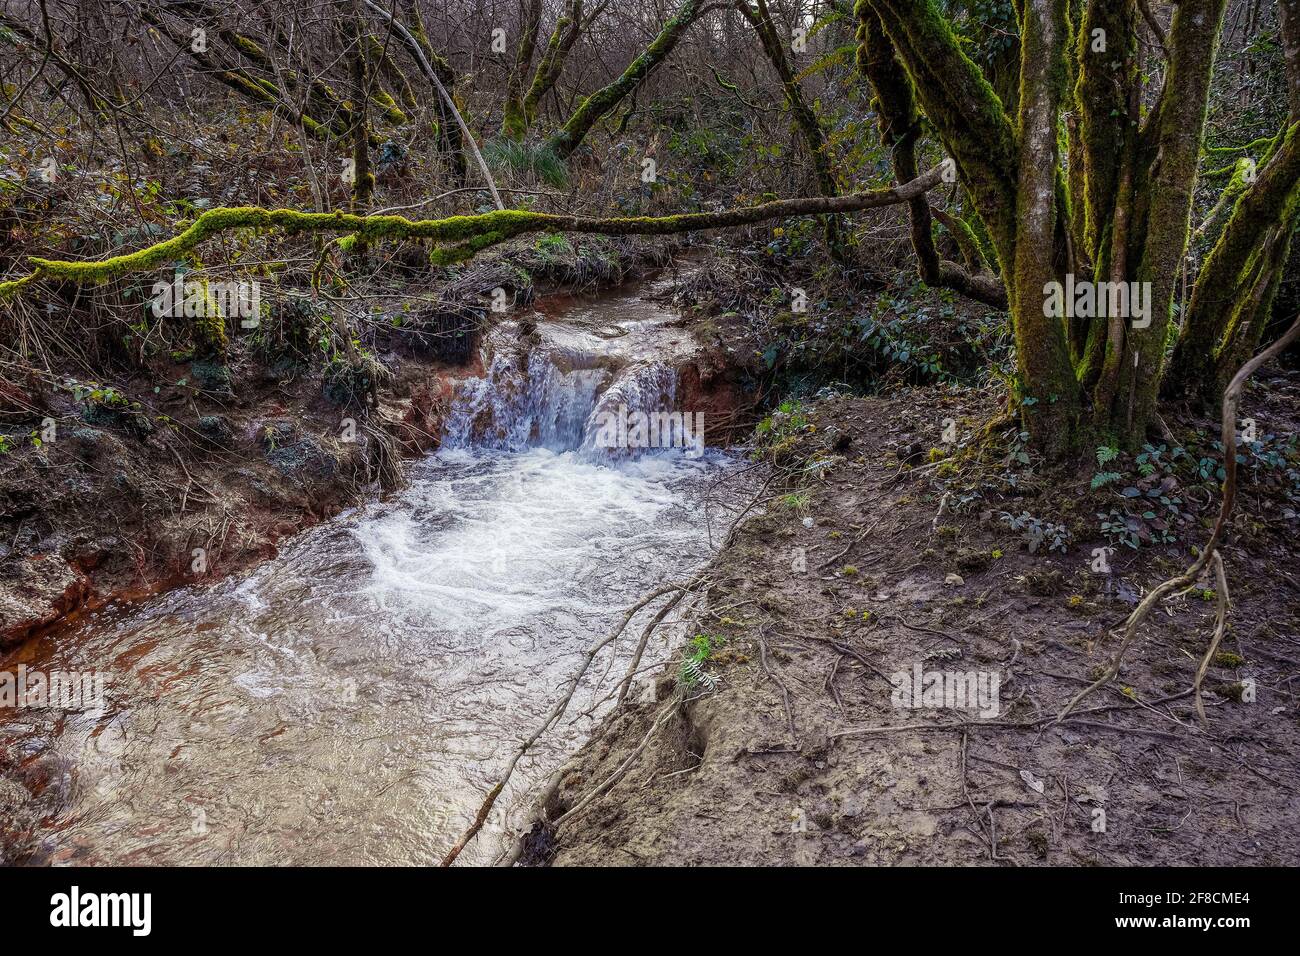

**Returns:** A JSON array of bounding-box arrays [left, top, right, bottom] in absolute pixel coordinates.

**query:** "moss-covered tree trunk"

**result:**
[[863, 0, 1021, 278], [1010, 0, 1080, 457], [1164, 0, 1300, 407], [502, 0, 544, 140], [365, 33, 420, 114], [548, 0, 701, 159], [861, 0, 1230, 457], [1166, 123, 1300, 401], [1101, 0, 1226, 444], [521, 0, 591, 131], [1074, 0, 1138, 409], [856, 2, 1007, 305]]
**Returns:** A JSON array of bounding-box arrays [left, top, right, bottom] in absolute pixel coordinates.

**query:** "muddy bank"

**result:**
[[536, 385, 1300, 866], [0, 238, 741, 646]]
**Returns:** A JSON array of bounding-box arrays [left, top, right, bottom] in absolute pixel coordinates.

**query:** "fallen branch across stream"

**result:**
[[0, 165, 947, 297]]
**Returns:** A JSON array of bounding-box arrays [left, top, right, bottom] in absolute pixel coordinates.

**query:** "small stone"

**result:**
[[1019, 770, 1046, 794], [944, 573, 964, 587], [802, 517, 814, 529]]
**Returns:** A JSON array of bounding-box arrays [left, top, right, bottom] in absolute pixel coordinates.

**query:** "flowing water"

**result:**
[[0, 284, 750, 866]]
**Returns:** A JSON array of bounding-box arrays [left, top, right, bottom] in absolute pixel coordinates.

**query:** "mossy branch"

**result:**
[[521, 0, 589, 129], [1168, 122, 1300, 400], [548, 0, 703, 158], [0, 165, 946, 297]]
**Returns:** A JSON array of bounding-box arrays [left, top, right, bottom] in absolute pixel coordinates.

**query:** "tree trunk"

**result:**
[[1103, 0, 1226, 442], [522, 0, 591, 131], [741, 0, 846, 261], [502, 0, 544, 140], [856, 3, 1007, 305], [1011, 0, 1080, 457], [548, 0, 702, 159]]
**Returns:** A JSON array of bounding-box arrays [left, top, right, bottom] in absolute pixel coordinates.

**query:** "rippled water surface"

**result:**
[[1, 285, 748, 865]]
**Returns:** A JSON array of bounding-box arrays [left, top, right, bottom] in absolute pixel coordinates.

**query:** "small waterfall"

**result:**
[[2, 283, 749, 866], [441, 352, 609, 451], [579, 361, 702, 458], [443, 346, 698, 458]]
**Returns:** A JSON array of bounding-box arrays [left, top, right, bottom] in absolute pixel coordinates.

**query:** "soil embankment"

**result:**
[[539, 386, 1300, 866]]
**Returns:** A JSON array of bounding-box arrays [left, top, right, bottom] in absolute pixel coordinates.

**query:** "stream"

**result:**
[[0, 282, 750, 866]]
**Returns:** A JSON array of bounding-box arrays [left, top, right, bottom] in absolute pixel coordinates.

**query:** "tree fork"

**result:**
[[547, 0, 703, 159], [856, 2, 1006, 306], [502, 0, 544, 140]]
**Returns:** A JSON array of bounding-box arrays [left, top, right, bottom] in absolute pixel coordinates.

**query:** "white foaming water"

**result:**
[[361, 448, 691, 630], [0, 290, 749, 866], [442, 352, 611, 452], [443, 350, 686, 459]]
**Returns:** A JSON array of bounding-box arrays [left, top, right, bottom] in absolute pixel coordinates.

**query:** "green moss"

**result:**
[[431, 230, 510, 266], [1113, 0, 1228, 441], [371, 90, 408, 126], [501, 100, 527, 141], [0, 270, 40, 299], [865, 0, 1020, 274], [1074, 0, 1138, 264], [1169, 122, 1300, 399], [523, 13, 575, 126], [549, 0, 700, 158], [231, 33, 269, 62], [5, 178, 944, 295]]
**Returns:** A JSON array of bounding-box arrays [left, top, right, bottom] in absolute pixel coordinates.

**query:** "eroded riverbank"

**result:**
[[1, 260, 759, 865], [2, 445, 746, 864]]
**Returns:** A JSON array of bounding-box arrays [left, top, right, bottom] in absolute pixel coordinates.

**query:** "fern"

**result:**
[[807, 8, 846, 38], [677, 633, 721, 691], [679, 657, 719, 691], [794, 43, 856, 83]]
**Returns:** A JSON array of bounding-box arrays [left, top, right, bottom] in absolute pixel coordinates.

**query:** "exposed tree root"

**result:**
[[1193, 551, 1232, 724], [438, 580, 692, 866], [1054, 313, 1300, 725], [448, 460, 773, 865]]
